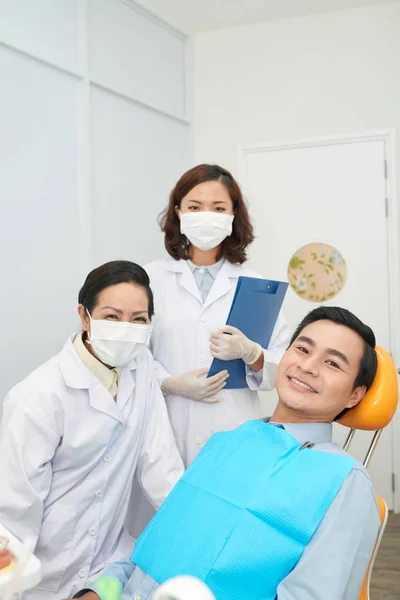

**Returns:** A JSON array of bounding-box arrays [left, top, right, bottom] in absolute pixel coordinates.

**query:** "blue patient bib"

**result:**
[[132, 421, 355, 600]]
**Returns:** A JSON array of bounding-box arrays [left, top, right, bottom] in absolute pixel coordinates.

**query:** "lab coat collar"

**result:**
[[58, 335, 137, 388], [58, 335, 136, 422], [165, 257, 242, 276], [265, 419, 333, 446], [165, 258, 190, 273], [169, 259, 202, 303], [203, 260, 242, 309], [58, 335, 95, 389], [165, 258, 243, 307]]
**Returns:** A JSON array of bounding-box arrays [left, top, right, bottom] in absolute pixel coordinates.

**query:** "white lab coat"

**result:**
[[125, 258, 290, 538], [0, 336, 183, 600], [146, 258, 290, 463]]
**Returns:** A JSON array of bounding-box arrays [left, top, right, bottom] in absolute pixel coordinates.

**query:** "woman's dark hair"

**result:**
[[159, 164, 255, 264], [78, 260, 154, 318], [289, 306, 377, 420]]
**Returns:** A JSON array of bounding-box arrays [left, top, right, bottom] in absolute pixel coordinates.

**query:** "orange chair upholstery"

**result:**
[[337, 346, 397, 600], [338, 346, 398, 432], [338, 345, 398, 468], [359, 495, 388, 600]]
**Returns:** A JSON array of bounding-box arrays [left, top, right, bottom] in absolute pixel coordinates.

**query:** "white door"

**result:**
[[241, 137, 395, 508]]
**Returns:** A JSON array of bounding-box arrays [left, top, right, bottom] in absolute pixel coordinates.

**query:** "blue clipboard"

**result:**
[[208, 276, 288, 389]]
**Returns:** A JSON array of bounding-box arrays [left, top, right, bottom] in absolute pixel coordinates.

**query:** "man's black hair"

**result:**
[[289, 307, 377, 405]]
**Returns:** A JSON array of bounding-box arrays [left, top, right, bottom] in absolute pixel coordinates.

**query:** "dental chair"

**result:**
[[154, 346, 398, 600], [338, 346, 398, 600]]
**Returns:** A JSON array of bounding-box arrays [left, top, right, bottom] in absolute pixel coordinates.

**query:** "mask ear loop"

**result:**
[[85, 309, 92, 343], [177, 209, 189, 249]]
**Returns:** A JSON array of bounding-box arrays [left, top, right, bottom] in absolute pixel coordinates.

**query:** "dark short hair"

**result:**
[[78, 260, 154, 318], [289, 306, 377, 392], [159, 164, 255, 264]]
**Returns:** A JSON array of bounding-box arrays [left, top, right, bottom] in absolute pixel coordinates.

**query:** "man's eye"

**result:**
[[296, 346, 308, 354], [105, 315, 118, 320], [133, 317, 148, 323], [327, 360, 340, 368]]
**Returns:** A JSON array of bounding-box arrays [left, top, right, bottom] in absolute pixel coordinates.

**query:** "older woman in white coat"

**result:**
[[0, 260, 183, 600], [127, 165, 289, 537]]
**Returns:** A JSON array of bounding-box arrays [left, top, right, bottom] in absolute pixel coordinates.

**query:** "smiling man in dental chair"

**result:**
[[75, 306, 381, 600]]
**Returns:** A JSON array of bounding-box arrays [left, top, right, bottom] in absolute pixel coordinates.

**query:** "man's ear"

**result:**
[[345, 385, 367, 410]]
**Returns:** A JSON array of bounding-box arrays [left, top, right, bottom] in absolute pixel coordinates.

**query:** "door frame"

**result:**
[[238, 130, 400, 512]]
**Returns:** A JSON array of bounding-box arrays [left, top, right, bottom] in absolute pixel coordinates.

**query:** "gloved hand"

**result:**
[[154, 575, 216, 600], [210, 325, 263, 365], [162, 368, 229, 403]]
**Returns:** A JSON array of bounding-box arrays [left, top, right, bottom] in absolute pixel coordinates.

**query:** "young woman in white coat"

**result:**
[[0, 261, 183, 600], [145, 164, 290, 466]]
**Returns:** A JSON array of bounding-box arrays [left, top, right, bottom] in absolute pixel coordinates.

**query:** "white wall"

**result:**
[[193, 0, 400, 350], [193, 1, 400, 505], [0, 0, 192, 410], [193, 1, 400, 193]]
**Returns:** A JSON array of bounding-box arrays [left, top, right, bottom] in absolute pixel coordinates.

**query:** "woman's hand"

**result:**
[[162, 368, 229, 403], [210, 326, 263, 367]]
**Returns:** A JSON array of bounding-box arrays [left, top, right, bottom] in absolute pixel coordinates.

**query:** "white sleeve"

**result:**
[[152, 358, 172, 389], [148, 325, 172, 389], [136, 366, 184, 509], [0, 392, 60, 545], [246, 311, 291, 391], [145, 262, 173, 388]]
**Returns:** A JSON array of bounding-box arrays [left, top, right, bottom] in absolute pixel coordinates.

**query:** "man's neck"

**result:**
[[271, 403, 332, 425]]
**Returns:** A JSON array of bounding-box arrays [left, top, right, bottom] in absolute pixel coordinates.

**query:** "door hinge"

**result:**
[[384, 159, 388, 179], [385, 197, 389, 217], [392, 472, 396, 492]]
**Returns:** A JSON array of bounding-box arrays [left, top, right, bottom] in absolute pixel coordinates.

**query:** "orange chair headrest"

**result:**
[[338, 346, 398, 431]]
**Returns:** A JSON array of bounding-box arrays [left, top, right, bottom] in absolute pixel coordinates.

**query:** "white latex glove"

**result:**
[[162, 368, 229, 403], [154, 575, 215, 600], [210, 325, 262, 365]]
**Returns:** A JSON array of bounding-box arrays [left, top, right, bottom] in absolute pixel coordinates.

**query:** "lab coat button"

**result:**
[[89, 527, 97, 536], [200, 316, 206, 322], [79, 568, 87, 578], [103, 454, 111, 463], [134, 596, 141, 600], [199, 355, 205, 362], [196, 437, 203, 445], [95, 489, 103, 498]]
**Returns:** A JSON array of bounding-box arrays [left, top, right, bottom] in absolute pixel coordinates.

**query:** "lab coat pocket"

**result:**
[[34, 503, 76, 592]]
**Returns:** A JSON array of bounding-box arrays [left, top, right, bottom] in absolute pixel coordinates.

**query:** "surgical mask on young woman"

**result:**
[[86, 311, 152, 367], [179, 211, 234, 251]]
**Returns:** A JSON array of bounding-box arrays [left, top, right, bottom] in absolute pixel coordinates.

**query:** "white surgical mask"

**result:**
[[180, 211, 234, 251], [86, 311, 152, 367]]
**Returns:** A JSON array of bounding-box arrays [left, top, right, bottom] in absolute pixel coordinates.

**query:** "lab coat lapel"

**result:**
[[58, 336, 123, 423], [167, 258, 202, 304], [203, 261, 241, 310], [88, 381, 123, 423], [116, 366, 135, 412]]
